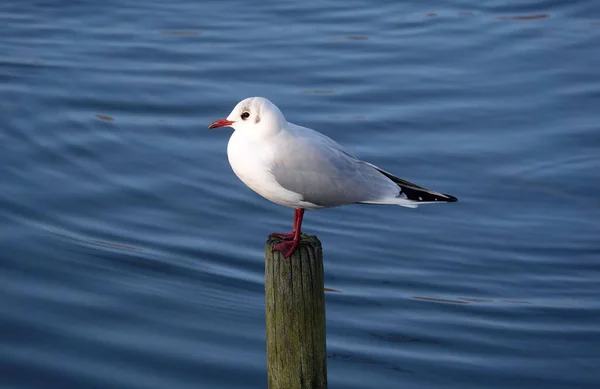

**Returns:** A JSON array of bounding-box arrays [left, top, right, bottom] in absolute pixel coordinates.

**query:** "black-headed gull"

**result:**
[[209, 97, 457, 258]]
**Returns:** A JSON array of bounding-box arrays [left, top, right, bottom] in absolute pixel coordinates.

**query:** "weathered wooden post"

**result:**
[[265, 234, 327, 389]]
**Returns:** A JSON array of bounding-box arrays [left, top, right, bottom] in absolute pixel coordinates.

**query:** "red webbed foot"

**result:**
[[272, 238, 300, 259], [269, 232, 295, 240], [271, 208, 304, 258]]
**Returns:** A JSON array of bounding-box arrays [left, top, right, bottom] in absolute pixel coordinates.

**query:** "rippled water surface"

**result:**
[[2, 1, 600, 388]]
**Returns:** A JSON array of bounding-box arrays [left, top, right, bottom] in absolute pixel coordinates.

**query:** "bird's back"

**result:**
[[269, 122, 402, 208]]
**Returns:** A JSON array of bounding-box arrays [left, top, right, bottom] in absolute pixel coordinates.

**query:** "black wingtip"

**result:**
[[372, 166, 458, 204], [443, 193, 458, 202]]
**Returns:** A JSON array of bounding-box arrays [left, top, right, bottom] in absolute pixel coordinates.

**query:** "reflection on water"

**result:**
[[412, 296, 469, 305], [88, 239, 144, 252], [498, 14, 550, 20], [328, 353, 409, 374], [412, 296, 533, 305], [95, 114, 114, 122], [159, 31, 202, 36], [369, 333, 439, 344]]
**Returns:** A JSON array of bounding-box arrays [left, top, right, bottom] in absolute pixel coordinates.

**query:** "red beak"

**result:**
[[208, 118, 235, 129]]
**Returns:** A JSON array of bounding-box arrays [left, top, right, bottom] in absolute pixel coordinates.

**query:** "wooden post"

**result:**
[[265, 234, 327, 389]]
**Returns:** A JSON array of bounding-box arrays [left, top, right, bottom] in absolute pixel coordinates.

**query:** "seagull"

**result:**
[[209, 97, 457, 258]]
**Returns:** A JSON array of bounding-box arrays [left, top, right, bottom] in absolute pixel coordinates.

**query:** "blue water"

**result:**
[[2, 1, 600, 388]]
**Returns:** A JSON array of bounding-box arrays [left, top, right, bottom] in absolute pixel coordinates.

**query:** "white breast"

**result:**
[[227, 131, 303, 208]]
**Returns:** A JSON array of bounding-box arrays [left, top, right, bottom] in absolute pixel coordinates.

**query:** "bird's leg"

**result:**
[[269, 209, 301, 240], [272, 209, 304, 258]]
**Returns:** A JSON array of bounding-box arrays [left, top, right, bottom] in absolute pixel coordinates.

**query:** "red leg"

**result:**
[[269, 209, 301, 240], [272, 209, 304, 258]]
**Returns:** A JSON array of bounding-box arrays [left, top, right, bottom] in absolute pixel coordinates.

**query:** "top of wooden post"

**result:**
[[266, 234, 322, 259]]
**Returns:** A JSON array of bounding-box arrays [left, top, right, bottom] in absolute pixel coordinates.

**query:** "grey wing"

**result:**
[[270, 124, 400, 207]]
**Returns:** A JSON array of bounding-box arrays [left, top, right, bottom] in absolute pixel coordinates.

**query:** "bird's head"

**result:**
[[208, 97, 286, 138]]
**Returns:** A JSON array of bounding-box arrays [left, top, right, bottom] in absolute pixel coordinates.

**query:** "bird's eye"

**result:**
[[241, 111, 250, 120]]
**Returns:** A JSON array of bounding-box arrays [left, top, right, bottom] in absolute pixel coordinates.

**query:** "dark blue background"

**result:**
[[1, 1, 599, 388]]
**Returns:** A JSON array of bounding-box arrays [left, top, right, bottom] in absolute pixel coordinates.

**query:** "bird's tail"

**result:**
[[358, 164, 457, 208]]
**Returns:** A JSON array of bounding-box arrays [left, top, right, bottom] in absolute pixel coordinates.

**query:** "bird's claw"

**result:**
[[269, 232, 295, 241], [272, 239, 300, 259]]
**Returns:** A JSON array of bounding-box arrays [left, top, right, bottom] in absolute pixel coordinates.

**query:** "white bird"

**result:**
[[209, 97, 457, 258]]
